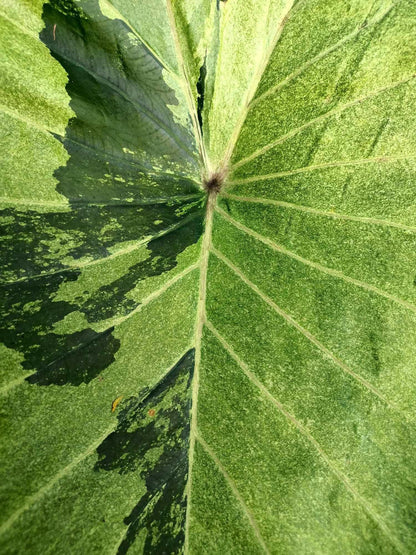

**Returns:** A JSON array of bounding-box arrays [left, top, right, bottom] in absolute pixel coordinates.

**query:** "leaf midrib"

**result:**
[[184, 190, 215, 553], [165, 2, 311, 550]]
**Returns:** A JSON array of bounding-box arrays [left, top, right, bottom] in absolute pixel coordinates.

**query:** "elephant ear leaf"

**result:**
[[1, 0, 416, 553]]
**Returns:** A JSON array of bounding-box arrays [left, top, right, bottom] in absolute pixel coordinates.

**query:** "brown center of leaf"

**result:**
[[203, 171, 225, 194]]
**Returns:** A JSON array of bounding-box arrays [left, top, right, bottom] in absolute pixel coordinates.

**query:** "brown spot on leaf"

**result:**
[[111, 395, 123, 412]]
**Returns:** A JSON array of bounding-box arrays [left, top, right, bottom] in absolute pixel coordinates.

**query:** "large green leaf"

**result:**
[[1, 0, 415, 553]]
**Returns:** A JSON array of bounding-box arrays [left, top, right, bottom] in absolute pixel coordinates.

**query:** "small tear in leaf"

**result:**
[[111, 395, 123, 413], [53, 23, 56, 41]]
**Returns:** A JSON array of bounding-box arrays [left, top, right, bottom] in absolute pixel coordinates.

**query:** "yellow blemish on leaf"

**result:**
[[111, 395, 123, 413]]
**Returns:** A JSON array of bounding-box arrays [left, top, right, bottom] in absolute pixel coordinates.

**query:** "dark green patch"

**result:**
[[95, 349, 194, 553], [0, 203, 201, 283], [81, 217, 203, 323], [0, 271, 119, 386]]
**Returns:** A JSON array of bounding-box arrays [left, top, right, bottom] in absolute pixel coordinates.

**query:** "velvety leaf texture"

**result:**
[[0, 0, 415, 553]]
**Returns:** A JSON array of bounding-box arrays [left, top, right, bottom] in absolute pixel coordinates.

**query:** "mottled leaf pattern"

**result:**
[[1, 0, 415, 553]]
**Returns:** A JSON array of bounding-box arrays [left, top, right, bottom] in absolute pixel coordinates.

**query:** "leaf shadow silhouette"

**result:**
[[0, 0, 203, 386]]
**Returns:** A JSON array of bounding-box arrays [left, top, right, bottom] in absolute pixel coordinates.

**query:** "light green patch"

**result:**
[[53, 311, 91, 335], [0, 345, 24, 390]]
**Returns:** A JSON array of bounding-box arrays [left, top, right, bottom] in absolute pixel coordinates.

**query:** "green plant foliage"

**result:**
[[1, 0, 415, 553]]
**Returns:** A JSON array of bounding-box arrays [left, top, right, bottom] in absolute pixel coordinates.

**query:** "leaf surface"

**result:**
[[1, 0, 415, 553]]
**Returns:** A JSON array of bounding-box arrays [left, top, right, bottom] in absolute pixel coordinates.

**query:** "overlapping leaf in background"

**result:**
[[0, 0, 415, 553]]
